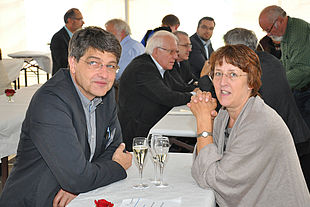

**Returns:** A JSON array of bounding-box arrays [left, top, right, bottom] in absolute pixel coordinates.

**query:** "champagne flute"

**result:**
[[154, 137, 170, 188], [147, 134, 160, 184], [132, 137, 149, 189]]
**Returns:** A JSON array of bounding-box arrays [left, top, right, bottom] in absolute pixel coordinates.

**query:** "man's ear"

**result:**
[[68, 56, 76, 74]]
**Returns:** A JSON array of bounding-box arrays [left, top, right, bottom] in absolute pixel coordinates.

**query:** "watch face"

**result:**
[[202, 131, 208, 137]]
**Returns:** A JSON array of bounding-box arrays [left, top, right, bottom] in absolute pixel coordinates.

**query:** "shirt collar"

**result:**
[[150, 55, 165, 78], [64, 26, 73, 38], [198, 35, 211, 46]]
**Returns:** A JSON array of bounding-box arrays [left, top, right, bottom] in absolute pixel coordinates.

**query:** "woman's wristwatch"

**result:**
[[197, 131, 213, 138]]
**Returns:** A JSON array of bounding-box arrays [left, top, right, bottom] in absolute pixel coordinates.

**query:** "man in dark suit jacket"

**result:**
[[166, 31, 198, 92], [118, 31, 192, 151], [167, 31, 216, 101], [50, 8, 84, 75], [189, 17, 215, 79], [223, 27, 310, 189], [0, 27, 132, 207]]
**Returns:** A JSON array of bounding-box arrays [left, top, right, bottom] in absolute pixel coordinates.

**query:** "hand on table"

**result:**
[[53, 189, 77, 207], [112, 143, 132, 170]]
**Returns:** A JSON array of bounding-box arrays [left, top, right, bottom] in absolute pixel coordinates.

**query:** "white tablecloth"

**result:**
[[0, 84, 41, 159], [0, 59, 24, 95], [8, 51, 52, 74], [149, 105, 197, 137], [67, 153, 215, 207]]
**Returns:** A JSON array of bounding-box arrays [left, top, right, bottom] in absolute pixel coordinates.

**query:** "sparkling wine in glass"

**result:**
[[132, 137, 149, 189], [154, 137, 170, 188]]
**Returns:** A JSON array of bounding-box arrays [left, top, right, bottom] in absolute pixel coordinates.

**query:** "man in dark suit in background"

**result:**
[[189, 16, 215, 79], [118, 31, 192, 151], [50, 8, 84, 75], [223, 27, 310, 190], [0, 26, 132, 207], [166, 31, 198, 92]]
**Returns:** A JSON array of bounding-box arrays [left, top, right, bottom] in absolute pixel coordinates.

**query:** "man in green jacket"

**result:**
[[259, 5, 310, 129]]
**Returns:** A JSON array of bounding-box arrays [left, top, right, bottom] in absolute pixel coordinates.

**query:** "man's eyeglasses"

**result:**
[[264, 11, 285, 34], [213, 71, 247, 81], [80, 59, 119, 73], [178, 44, 192, 49], [265, 18, 278, 34], [73, 17, 84, 21], [157, 47, 179, 55]]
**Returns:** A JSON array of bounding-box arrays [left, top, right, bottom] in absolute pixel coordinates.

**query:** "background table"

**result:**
[[0, 59, 24, 94], [149, 105, 197, 151], [149, 105, 196, 137], [67, 153, 215, 207], [8, 51, 52, 86], [0, 84, 41, 187]]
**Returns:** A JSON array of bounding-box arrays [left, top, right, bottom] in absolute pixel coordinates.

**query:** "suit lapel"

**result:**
[[194, 33, 207, 59]]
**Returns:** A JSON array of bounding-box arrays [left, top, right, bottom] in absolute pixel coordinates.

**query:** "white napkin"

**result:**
[[120, 197, 181, 207]]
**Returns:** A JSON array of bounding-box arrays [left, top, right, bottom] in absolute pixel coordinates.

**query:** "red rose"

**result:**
[[5, 89, 16, 97], [94, 199, 114, 207]]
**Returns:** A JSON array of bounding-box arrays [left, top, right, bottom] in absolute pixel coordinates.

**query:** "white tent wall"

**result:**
[[1, 0, 310, 58], [0, 0, 27, 57]]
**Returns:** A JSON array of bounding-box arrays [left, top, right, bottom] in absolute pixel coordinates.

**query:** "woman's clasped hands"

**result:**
[[187, 90, 217, 121]]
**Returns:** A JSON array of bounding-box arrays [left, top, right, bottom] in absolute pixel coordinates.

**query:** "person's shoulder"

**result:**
[[52, 27, 66, 37], [30, 70, 77, 110], [190, 33, 199, 41], [126, 37, 145, 50], [40, 69, 73, 96], [51, 27, 68, 43], [190, 33, 202, 47], [130, 53, 151, 64], [123, 54, 153, 71], [243, 97, 284, 125], [256, 51, 284, 73], [256, 50, 281, 64]]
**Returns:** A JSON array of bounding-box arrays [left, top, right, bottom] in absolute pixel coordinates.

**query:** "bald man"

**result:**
[[259, 5, 310, 130]]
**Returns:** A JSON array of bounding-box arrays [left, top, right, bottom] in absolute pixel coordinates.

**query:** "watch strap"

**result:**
[[197, 131, 213, 138]]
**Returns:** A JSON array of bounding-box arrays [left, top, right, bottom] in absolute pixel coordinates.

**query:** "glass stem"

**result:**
[[159, 163, 164, 185], [139, 166, 143, 185], [153, 161, 158, 181]]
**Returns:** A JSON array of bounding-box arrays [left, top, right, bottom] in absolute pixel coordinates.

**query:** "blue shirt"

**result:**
[[117, 35, 145, 80], [198, 36, 211, 59], [71, 73, 102, 161], [64, 26, 73, 38]]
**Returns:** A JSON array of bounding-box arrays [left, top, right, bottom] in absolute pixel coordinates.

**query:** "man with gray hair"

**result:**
[[0, 26, 132, 206], [105, 19, 144, 81], [224, 27, 310, 190], [118, 31, 192, 151], [259, 5, 310, 130]]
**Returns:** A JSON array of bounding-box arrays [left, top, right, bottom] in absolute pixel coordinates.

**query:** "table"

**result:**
[[0, 59, 24, 94], [149, 105, 196, 137], [149, 105, 197, 151], [67, 153, 215, 207], [8, 51, 52, 86], [0, 84, 41, 187]]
